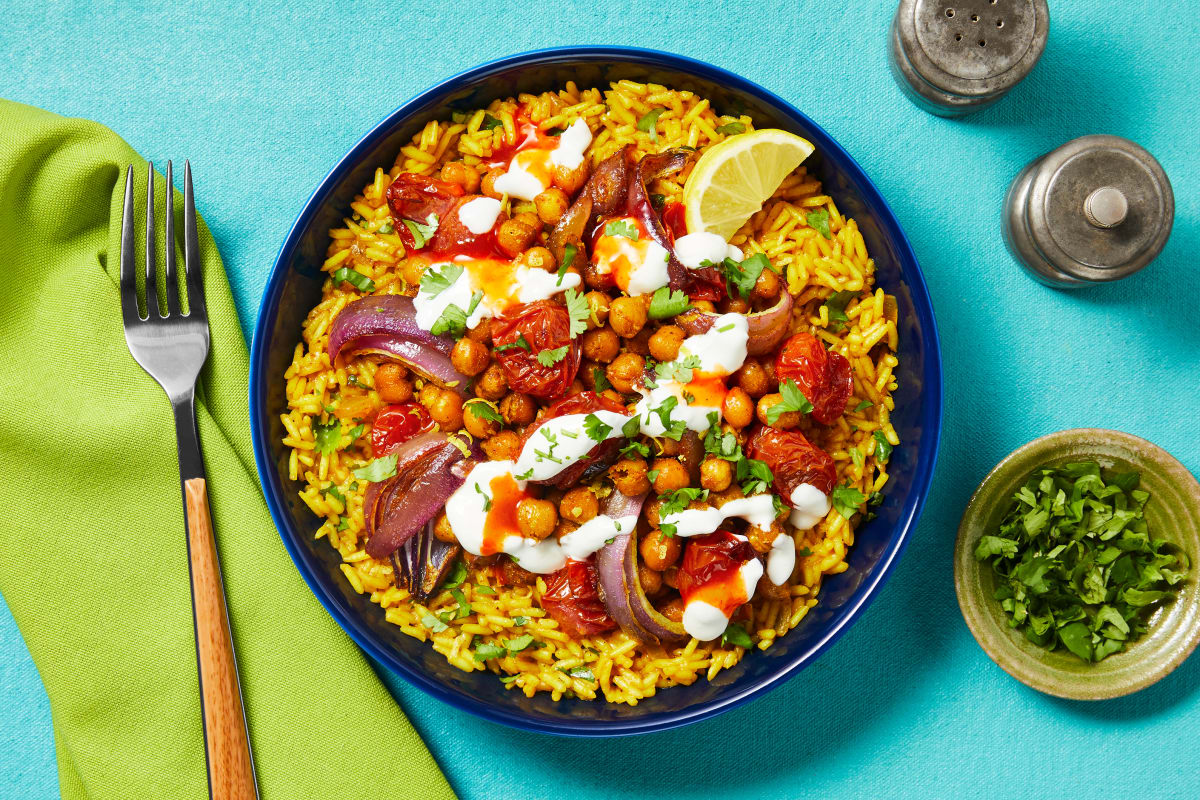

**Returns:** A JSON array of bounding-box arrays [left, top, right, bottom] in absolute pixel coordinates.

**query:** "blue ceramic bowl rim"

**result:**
[[250, 45, 943, 737]]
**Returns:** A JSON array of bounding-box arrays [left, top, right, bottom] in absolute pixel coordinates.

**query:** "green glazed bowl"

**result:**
[[955, 429, 1200, 699]]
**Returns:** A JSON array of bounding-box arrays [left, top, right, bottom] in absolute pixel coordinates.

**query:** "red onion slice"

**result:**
[[677, 290, 794, 356], [594, 493, 688, 645], [328, 295, 468, 389]]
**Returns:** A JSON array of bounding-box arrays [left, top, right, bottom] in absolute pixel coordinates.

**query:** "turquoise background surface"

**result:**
[[3, 1, 1198, 797]]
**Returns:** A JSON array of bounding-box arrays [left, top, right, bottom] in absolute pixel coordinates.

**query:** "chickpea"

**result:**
[[721, 295, 750, 314], [534, 187, 569, 225], [638, 564, 664, 596], [609, 457, 651, 497], [400, 257, 426, 288], [624, 326, 653, 356], [651, 458, 690, 494], [644, 497, 664, 528], [736, 359, 771, 398], [418, 382, 441, 408], [450, 337, 489, 377], [747, 520, 787, 554], [439, 161, 480, 193], [582, 260, 610, 291], [427, 388, 464, 431], [499, 392, 536, 426], [700, 457, 733, 492], [474, 363, 508, 401], [553, 161, 589, 195], [496, 219, 537, 258], [559, 487, 599, 524], [433, 513, 456, 544], [374, 363, 413, 403], [553, 519, 580, 542], [757, 393, 801, 429], [581, 326, 620, 363], [752, 267, 781, 301], [722, 387, 754, 429], [657, 436, 682, 457], [605, 352, 645, 394], [481, 430, 521, 461], [566, 378, 585, 396], [692, 300, 716, 313], [466, 317, 493, 344], [514, 211, 542, 231], [516, 498, 558, 540], [609, 296, 648, 338], [584, 291, 610, 329], [662, 566, 679, 590], [648, 325, 685, 362], [463, 400, 502, 439], [481, 167, 506, 199], [520, 246, 556, 273], [658, 596, 684, 622], [499, 557, 536, 587], [640, 529, 682, 571]]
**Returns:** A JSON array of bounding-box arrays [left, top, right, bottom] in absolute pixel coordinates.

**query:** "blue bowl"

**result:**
[[250, 46, 942, 736]]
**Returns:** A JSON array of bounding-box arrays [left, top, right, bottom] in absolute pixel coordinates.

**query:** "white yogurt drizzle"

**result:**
[[411, 258, 579, 334], [681, 550, 764, 642], [789, 483, 831, 531], [766, 533, 796, 585], [673, 231, 744, 270], [658, 494, 777, 537], [513, 410, 629, 482], [494, 119, 592, 201], [458, 196, 502, 234]]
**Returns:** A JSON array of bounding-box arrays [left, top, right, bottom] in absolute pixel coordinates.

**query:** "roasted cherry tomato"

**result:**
[[774, 332, 853, 425], [520, 391, 627, 487], [369, 402, 434, 457], [661, 200, 688, 240], [428, 196, 507, 260], [747, 426, 837, 498], [386, 173, 464, 248], [540, 559, 617, 637], [491, 300, 581, 399], [676, 530, 758, 615]]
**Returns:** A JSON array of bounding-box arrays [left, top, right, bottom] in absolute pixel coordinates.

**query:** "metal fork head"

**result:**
[[119, 161, 210, 401]]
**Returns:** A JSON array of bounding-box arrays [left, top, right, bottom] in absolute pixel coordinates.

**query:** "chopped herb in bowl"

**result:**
[[974, 461, 1188, 663]]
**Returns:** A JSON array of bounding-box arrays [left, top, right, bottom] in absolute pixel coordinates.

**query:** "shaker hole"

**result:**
[[954, 33, 963, 41], [978, 39, 986, 46], [945, 8, 954, 17], [970, 14, 980, 22], [996, 19, 1004, 27]]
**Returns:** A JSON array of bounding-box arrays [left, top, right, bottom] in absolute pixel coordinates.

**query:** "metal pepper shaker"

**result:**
[[889, 0, 1049, 116], [1002, 135, 1174, 288]]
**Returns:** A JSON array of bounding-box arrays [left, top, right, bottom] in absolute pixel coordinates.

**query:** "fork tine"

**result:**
[[164, 161, 180, 316], [119, 166, 141, 323], [183, 161, 205, 316], [145, 163, 160, 319]]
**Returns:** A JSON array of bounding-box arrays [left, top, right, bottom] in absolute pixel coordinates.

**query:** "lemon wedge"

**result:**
[[682, 129, 815, 240]]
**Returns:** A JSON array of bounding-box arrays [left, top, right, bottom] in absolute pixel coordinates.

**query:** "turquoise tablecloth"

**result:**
[[3, 1, 1197, 797]]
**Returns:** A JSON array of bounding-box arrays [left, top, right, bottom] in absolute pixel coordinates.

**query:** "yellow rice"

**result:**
[[281, 80, 900, 704]]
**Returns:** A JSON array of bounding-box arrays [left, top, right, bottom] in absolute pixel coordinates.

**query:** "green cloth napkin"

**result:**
[[0, 100, 456, 800]]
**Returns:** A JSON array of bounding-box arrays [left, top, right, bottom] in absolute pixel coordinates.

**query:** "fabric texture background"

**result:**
[[1, 1, 1198, 798], [0, 100, 453, 800]]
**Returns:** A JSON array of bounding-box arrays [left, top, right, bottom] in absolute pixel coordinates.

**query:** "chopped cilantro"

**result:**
[[721, 253, 772, 299], [715, 121, 746, 136], [536, 345, 570, 367], [822, 290, 858, 332], [564, 666, 596, 681], [556, 243, 577, 284], [621, 416, 642, 440], [331, 266, 375, 293], [620, 441, 650, 459], [659, 487, 709, 517], [431, 290, 482, 338], [403, 214, 439, 249], [512, 616, 528, 626], [352, 454, 399, 482], [473, 642, 506, 662], [420, 613, 449, 633], [443, 560, 468, 588], [465, 399, 503, 423], [473, 585, 497, 595], [647, 468, 661, 483], [721, 622, 754, 648], [480, 114, 504, 131], [850, 447, 864, 469], [593, 367, 612, 393], [648, 286, 692, 320], [564, 287, 590, 338], [650, 396, 686, 440], [419, 262, 463, 297], [377, 222, 394, 234], [765, 379, 814, 425], [346, 423, 365, 442], [655, 354, 702, 384], [637, 107, 665, 142], [649, 193, 666, 209], [474, 483, 493, 512], [873, 431, 893, 463], [495, 334, 533, 353], [604, 219, 639, 241], [854, 399, 874, 412], [736, 457, 774, 496], [831, 485, 868, 520], [449, 588, 472, 620], [506, 634, 536, 653], [807, 209, 832, 239], [313, 418, 341, 456], [583, 413, 613, 442]]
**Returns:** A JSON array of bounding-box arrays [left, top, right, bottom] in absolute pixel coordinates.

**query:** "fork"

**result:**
[[119, 162, 259, 800]]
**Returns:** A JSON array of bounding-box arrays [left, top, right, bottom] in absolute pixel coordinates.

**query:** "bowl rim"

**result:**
[[249, 45, 943, 736], [954, 427, 1200, 699]]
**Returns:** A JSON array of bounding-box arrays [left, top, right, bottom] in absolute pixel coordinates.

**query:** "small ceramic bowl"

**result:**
[[955, 429, 1200, 699]]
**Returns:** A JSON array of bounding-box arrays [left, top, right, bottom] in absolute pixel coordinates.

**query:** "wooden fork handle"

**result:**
[[184, 478, 258, 799]]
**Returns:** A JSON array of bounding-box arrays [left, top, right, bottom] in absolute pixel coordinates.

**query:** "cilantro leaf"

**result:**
[[352, 454, 398, 482], [431, 290, 482, 339], [822, 290, 857, 332], [593, 367, 612, 393], [419, 262, 463, 297], [564, 287, 590, 338], [716, 121, 747, 136], [332, 266, 375, 293], [536, 345, 570, 367], [506, 634, 536, 653], [620, 441, 650, 458], [720, 253, 772, 299], [495, 334, 532, 353], [721, 622, 754, 648], [736, 457, 775, 496], [474, 483, 493, 511], [831, 485, 867, 519], [659, 487, 709, 517], [854, 399, 874, 412], [403, 214, 440, 249], [313, 418, 342, 456], [604, 219, 639, 241], [873, 431, 893, 463], [621, 416, 642, 440], [465, 399, 503, 423], [807, 209, 832, 239], [583, 413, 614, 442], [637, 108, 665, 143], [655, 354, 702, 384], [473, 642, 506, 661], [556, 243, 577, 284], [765, 379, 814, 425], [420, 613, 449, 633], [443, 559, 468, 588], [481, 114, 503, 131], [648, 286, 692, 320]]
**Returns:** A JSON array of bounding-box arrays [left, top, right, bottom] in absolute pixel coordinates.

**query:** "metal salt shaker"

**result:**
[[1002, 135, 1174, 288], [889, 0, 1049, 116]]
